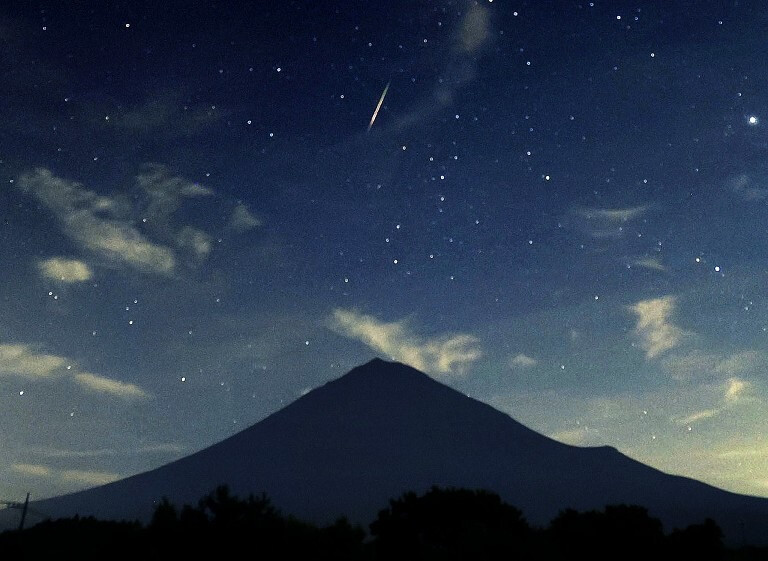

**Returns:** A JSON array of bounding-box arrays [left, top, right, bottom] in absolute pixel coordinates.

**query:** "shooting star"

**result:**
[[367, 81, 390, 132]]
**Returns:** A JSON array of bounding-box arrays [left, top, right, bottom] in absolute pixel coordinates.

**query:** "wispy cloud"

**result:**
[[568, 204, 650, 239], [24, 443, 185, 459], [386, 3, 494, 132], [59, 469, 121, 486], [175, 226, 213, 261], [115, 92, 224, 137], [330, 308, 482, 376], [727, 173, 768, 202], [717, 446, 768, 459], [0, 342, 149, 399], [715, 351, 767, 376], [576, 206, 649, 222], [661, 350, 766, 382], [0, 344, 67, 378], [229, 203, 262, 232], [632, 256, 666, 272], [675, 408, 720, 425], [136, 163, 214, 226], [11, 463, 51, 477], [37, 257, 94, 283], [11, 463, 120, 487], [18, 168, 176, 275], [672, 376, 753, 425], [661, 351, 719, 381], [509, 353, 538, 368], [629, 296, 686, 359], [74, 372, 150, 399], [550, 427, 593, 445], [724, 377, 750, 403]]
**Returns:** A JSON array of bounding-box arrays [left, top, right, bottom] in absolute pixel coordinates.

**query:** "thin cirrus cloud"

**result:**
[[509, 353, 538, 368], [24, 442, 185, 459], [330, 308, 482, 376], [74, 372, 150, 399], [673, 377, 752, 426], [37, 257, 94, 283], [10, 463, 51, 477], [567, 204, 650, 239], [661, 350, 767, 382], [550, 427, 593, 446], [675, 408, 720, 426], [0, 342, 149, 399], [628, 296, 686, 360], [632, 256, 666, 272], [11, 463, 120, 487], [727, 173, 768, 202]]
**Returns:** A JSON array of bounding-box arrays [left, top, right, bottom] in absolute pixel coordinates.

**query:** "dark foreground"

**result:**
[[1, 486, 766, 560]]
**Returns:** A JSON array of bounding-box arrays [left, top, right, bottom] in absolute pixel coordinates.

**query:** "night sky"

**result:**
[[2, 0, 768, 503]]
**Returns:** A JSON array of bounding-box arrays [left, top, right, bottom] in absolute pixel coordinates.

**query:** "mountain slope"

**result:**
[[9, 358, 768, 544]]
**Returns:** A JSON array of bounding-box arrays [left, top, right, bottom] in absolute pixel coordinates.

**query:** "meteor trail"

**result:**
[[367, 81, 390, 132]]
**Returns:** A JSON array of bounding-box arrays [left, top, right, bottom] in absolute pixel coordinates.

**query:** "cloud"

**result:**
[[24, 442, 185, 459], [728, 173, 768, 201], [18, 168, 176, 275], [330, 308, 482, 376], [11, 463, 120, 486], [175, 226, 213, 261], [576, 206, 649, 222], [661, 351, 720, 381], [661, 350, 766, 382], [115, 92, 224, 137], [714, 351, 767, 376], [629, 296, 686, 359], [724, 377, 750, 403], [136, 164, 214, 225], [37, 257, 94, 283], [0, 342, 149, 399], [671, 376, 753, 425], [550, 427, 592, 445], [74, 372, 150, 399], [676, 408, 720, 425], [229, 203, 262, 232], [509, 353, 537, 368], [385, 2, 494, 132], [0, 344, 67, 378], [569, 205, 650, 239], [59, 469, 121, 486], [632, 257, 666, 272], [717, 446, 768, 459], [11, 463, 51, 477]]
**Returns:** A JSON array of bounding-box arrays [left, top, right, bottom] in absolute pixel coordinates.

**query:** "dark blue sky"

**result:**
[[2, 0, 768, 502]]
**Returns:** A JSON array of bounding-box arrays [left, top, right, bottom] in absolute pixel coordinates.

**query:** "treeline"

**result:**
[[0, 486, 766, 560]]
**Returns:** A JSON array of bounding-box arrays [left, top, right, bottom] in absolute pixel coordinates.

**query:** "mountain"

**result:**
[[5, 358, 768, 544]]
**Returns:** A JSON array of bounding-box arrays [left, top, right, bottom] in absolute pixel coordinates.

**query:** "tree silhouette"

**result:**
[[667, 518, 723, 561], [370, 486, 532, 560], [548, 504, 664, 561]]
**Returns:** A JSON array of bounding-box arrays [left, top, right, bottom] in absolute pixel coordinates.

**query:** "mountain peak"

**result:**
[[310, 357, 444, 401], [16, 359, 768, 546]]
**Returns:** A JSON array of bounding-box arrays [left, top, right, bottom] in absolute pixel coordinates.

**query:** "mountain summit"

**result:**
[[9, 358, 768, 543]]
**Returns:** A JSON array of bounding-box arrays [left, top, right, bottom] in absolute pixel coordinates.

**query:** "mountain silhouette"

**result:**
[[6, 358, 768, 543]]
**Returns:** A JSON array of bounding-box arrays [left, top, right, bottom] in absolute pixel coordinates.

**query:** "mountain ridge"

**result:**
[[4, 358, 768, 544]]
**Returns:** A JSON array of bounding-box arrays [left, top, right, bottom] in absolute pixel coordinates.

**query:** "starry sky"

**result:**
[[2, 0, 768, 504]]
